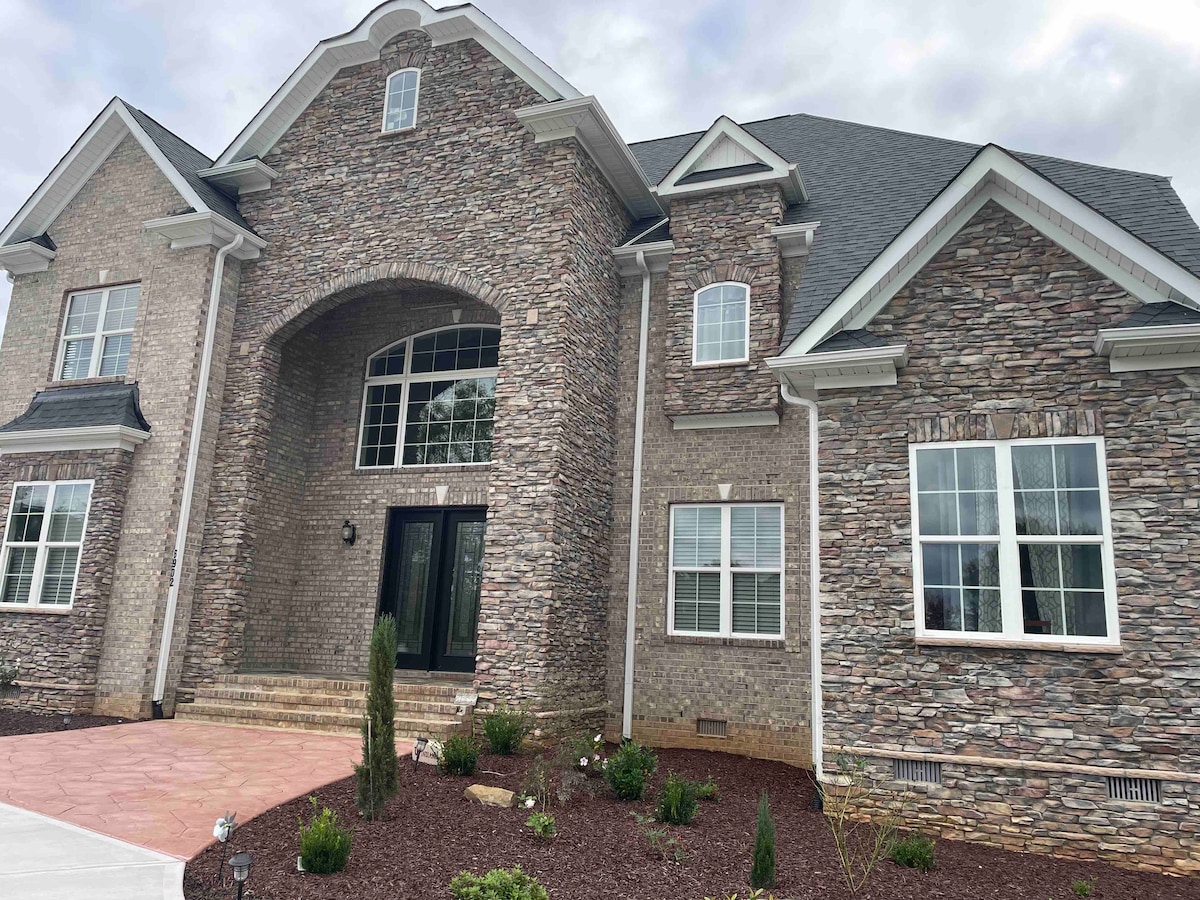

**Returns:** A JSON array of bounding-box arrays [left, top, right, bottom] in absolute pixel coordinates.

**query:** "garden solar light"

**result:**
[[229, 852, 253, 899], [413, 736, 429, 771]]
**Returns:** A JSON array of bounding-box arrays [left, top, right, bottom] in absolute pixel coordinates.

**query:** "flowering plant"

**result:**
[[212, 811, 237, 842], [525, 811, 557, 839]]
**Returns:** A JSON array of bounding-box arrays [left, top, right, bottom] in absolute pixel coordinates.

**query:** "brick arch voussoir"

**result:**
[[686, 263, 761, 293]]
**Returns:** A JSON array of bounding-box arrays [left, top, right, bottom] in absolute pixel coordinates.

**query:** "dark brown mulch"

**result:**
[[184, 747, 1199, 900], [0, 706, 126, 737]]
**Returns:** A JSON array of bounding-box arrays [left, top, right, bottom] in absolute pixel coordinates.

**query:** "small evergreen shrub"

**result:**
[[890, 833, 935, 872], [525, 812, 556, 839], [354, 615, 398, 820], [605, 741, 658, 801], [439, 734, 480, 776], [482, 706, 531, 755], [750, 792, 776, 890], [450, 866, 549, 900], [1072, 877, 1096, 897], [696, 776, 721, 802], [298, 797, 352, 875], [657, 772, 699, 825]]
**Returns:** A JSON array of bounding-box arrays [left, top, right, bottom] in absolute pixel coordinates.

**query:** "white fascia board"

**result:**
[[657, 116, 792, 194], [0, 425, 150, 455], [613, 240, 673, 276], [515, 97, 662, 219], [781, 145, 1200, 357], [216, 0, 580, 166], [143, 211, 267, 260], [670, 411, 780, 430], [0, 242, 56, 275], [196, 159, 280, 196], [0, 99, 213, 247], [772, 221, 820, 258], [765, 344, 908, 392], [1094, 323, 1200, 371]]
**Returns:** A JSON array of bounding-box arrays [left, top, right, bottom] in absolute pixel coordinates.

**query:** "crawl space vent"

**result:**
[[1106, 776, 1161, 804], [696, 718, 728, 737], [892, 758, 942, 784]]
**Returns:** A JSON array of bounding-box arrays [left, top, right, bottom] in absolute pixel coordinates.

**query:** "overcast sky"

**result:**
[[3, 0, 1200, 342]]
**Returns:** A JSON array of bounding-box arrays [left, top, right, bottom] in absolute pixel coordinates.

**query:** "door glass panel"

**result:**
[[395, 522, 434, 654], [444, 520, 486, 658]]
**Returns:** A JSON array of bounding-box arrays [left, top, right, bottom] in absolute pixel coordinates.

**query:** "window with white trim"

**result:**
[[358, 326, 499, 468], [669, 503, 784, 638], [911, 437, 1118, 645], [693, 282, 749, 365], [0, 481, 92, 608], [57, 284, 140, 380], [382, 68, 420, 132]]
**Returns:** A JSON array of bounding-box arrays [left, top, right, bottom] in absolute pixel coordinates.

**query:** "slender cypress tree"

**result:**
[[750, 791, 777, 890], [355, 615, 399, 819]]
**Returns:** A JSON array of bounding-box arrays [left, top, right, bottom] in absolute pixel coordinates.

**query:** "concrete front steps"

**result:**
[[174, 672, 474, 738]]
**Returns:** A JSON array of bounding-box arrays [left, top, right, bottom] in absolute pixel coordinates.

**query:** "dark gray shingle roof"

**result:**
[[811, 329, 896, 353], [1113, 301, 1200, 329], [124, 104, 254, 233], [0, 384, 151, 434], [628, 113, 1200, 345], [619, 217, 671, 246]]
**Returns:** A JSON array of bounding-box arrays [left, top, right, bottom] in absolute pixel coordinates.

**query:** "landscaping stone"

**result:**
[[463, 784, 515, 808]]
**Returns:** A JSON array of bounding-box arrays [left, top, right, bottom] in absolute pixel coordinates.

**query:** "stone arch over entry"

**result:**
[[258, 262, 510, 347]]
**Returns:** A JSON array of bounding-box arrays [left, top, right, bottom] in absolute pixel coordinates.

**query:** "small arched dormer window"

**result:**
[[693, 282, 750, 365], [382, 68, 421, 132], [358, 326, 500, 468]]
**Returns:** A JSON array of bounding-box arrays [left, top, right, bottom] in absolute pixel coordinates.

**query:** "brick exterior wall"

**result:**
[[0, 135, 233, 718], [180, 30, 630, 724], [0, 451, 133, 712], [816, 201, 1200, 874]]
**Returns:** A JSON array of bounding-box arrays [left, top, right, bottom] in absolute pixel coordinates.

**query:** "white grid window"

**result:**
[[0, 481, 92, 609], [358, 326, 499, 469], [382, 68, 420, 132], [58, 284, 140, 380], [669, 503, 784, 638], [911, 438, 1118, 646], [693, 282, 749, 365]]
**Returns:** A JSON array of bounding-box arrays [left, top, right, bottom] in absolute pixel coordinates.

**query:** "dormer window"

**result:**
[[693, 282, 749, 365], [382, 69, 420, 132]]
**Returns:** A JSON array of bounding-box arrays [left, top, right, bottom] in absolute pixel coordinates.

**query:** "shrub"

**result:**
[[298, 797, 352, 875], [521, 755, 551, 811], [439, 734, 480, 776], [822, 755, 909, 896], [696, 776, 720, 802], [354, 615, 398, 820], [890, 833, 935, 872], [750, 792, 776, 890], [1072, 877, 1096, 898], [657, 772, 699, 825], [450, 866, 549, 900], [525, 812, 556, 839], [632, 812, 687, 864], [482, 706, 531, 755], [605, 741, 658, 801]]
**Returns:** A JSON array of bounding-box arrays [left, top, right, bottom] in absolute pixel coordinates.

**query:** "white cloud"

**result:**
[[3, 0, 1200, 343]]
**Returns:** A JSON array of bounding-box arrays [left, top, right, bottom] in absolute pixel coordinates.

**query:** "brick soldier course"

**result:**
[[1, 0, 1199, 877]]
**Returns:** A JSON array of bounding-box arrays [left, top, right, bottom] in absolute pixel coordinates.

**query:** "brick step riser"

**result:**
[[217, 675, 468, 699], [191, 690, 460, 716], [175, 711, 461, 740], [176, 705, 464, 736]]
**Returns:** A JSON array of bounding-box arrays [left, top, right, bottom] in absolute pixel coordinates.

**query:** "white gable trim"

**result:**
[[0, 242, 56, 276], [0, 425, 151, 455], [215, 0, 580, 166], [1094, 323, 1200, 372], [782, 145, 1200, 356], [143, 211, 266, 260], [0, 99, 211, 248], [196, 159, 279, 196], [766, 343, 909, 393], [655, 116, 806, 203]]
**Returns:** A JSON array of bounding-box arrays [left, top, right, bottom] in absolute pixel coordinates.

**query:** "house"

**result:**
[[1, 0, 1198, 875]]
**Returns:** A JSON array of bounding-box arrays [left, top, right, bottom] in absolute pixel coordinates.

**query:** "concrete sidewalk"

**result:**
[[0, 802, 184, 900]]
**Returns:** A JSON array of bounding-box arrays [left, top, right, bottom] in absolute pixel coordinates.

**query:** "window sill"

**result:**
[[665, 634, 786, 649], [378, 125, 422, 140], [691, 359, 752, 370], [354, 462, 492, 474], [915, 635, 1123, 654], [47, 375, 130, 391], [0, 604, 73, 616]]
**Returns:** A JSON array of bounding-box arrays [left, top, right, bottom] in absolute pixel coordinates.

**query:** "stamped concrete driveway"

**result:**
[[0, 719, 383, 898]]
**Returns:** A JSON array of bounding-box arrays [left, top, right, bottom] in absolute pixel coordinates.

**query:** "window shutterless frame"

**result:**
[[381, 68, 421, 133], [691, 281, 750, 367], [909, 436, 1120, 648], [0, 480, 93, 610], [667, 502, 785, 639], [355, 325, 499, 470], [55, 283, 140, 381]]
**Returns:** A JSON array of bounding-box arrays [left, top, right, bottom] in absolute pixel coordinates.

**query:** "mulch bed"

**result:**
[[0, 707, 125, 737], [184, 746, 1200, 900]]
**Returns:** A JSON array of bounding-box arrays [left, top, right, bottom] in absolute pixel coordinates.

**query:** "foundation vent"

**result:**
[[1106, 776, 1161, 804], [696, 718, 728, 738], [892, 758, 942, 784]]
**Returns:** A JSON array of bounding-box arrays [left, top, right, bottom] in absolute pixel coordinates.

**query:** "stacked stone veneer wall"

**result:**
[[0, 135, 231, 718], [817, 201, 1200, 874], [182, 30, 629, 723], [0, 451, 133, 713], [604, 215, 814, 766]]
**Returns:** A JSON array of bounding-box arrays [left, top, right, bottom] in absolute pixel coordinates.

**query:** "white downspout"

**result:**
[[780, 384, 823, 781], [152, 233, 244, 708], [622, 249, 652, 739]]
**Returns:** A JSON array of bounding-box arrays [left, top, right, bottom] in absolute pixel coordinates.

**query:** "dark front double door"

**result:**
[[378, 507, 486, 672]]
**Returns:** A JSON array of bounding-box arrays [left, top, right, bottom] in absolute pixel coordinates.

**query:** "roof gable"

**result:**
[[0, 98, 250, 248], [654, 116, 806, 202], [215, 0, 580, 166]]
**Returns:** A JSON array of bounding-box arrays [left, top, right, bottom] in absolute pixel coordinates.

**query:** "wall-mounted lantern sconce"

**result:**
[[341, 520, 357, 546]]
